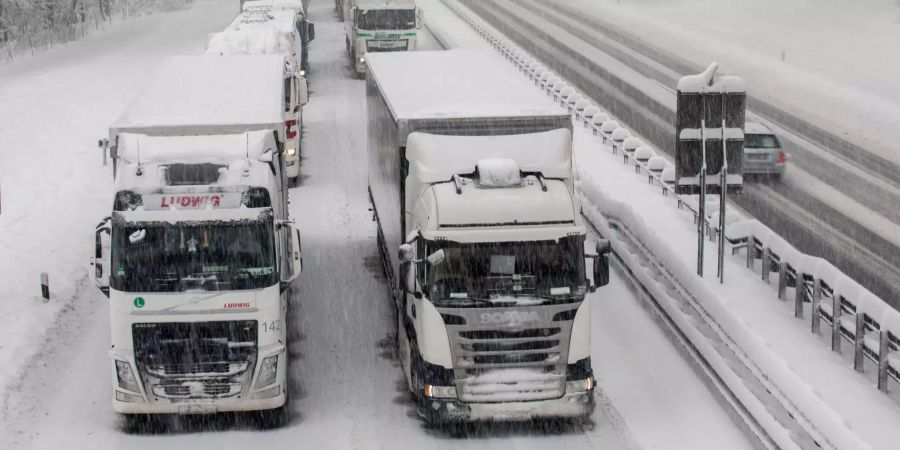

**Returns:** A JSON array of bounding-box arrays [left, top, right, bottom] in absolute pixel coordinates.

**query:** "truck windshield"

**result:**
[[357, 9, 416, 30], [110, 219, 278, 293], [425, 237, 586, 306]]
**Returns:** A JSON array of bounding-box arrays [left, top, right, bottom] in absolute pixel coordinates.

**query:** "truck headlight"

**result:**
[[256, 355, 279, 388], [565, 377, 595, 393], [358, 56, 366, 64], [115, 360, 140, 392], [423, 384, 457, 399], [285, 147, 297, 157]]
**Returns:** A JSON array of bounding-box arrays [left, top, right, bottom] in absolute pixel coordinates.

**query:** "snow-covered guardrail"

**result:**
[[440, 0, 900, 403], [723, 219, 900, 394]]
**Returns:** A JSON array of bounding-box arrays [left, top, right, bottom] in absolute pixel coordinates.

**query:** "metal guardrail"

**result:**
[[439, 0, 900, 401], [733, 221, 900, 394]]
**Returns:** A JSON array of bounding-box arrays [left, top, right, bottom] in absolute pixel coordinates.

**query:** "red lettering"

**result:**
[[223, 302, 251, 309], [211, 196, 221, 207]]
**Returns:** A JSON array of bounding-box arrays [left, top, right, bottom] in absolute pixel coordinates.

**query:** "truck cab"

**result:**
[[345, 0, 421, 77], [396, 131, 608, 422], [90, 131, 301, 418]]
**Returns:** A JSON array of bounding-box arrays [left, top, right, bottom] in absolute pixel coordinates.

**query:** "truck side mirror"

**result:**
[[306, 22, 316, 42], [90, 218, 111, 297], [426, 250, 445, 266], [585, 239, 611, 292], [350, 7, 357, 26], [281, 224, 302, 292], [398, 244, 421, 299], [594, 240, 610, 289], [399, 243, 414, 262], [416, 7, 423, 29], [296, 76, 309, 107]]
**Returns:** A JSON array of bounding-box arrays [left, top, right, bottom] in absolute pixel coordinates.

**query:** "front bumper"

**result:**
[[113, 389, 285, 414], [416, 390, 594, 423]]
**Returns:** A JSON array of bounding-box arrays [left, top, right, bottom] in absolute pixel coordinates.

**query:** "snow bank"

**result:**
[[578, 179, 871, 450]]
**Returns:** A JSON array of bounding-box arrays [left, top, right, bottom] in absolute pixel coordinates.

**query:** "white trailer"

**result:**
[[91, 56, 304, 423], [366, 50, 609, 423], [344, 0, 421, 77], [101, 55, 306, 182], [206, 12, 312, 178]]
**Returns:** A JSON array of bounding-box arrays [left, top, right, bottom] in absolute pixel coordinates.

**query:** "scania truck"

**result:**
[[366, 50, 610, 423], [344, 0, 420, 77], [91, 56, 303, 423]]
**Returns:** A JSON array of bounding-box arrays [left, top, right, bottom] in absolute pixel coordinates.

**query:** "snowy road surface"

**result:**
[[1, 1, 753, 449]]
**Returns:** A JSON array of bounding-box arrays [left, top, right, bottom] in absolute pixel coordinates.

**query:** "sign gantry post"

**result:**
[[676, 63, 746, 281]]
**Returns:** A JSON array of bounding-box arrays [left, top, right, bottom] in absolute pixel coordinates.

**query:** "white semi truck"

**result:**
[[366, 50, 609, 423], [238, 0, 316, 75], [207, 7, 312, 176], [91, 56, 303, 422], [344, 0, 420, 77]]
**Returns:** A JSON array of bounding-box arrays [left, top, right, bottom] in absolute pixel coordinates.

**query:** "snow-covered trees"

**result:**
[[0, 0, 194, 61]]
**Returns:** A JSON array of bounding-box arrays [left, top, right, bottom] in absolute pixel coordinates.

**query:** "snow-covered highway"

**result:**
[[0, 1, 754, 449], [455, 0, 900, 307]]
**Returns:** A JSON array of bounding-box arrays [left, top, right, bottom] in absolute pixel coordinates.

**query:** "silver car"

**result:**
[[744, 121, 786, 177]]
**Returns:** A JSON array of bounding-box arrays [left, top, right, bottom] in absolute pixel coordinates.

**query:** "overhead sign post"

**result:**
[[676, 63, 746, 279]]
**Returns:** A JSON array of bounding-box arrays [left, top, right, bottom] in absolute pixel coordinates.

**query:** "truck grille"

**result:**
[[132, 321, 257, 402], [438, 304, 579, 403]]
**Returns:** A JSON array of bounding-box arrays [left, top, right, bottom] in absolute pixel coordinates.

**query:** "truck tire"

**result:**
[[120, 413, 168, 434], [251, 400, 290, 430], [409, 341, 424, 398]]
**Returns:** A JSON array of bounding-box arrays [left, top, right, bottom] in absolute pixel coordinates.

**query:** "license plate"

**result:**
[[368, 40, 406, 49], [747, 154, 768, 161]]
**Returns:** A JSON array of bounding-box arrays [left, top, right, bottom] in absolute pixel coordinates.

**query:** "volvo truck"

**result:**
[[366, 50, 610, 423], [91, 56, 303, 422], [344, 0, 420, 77]]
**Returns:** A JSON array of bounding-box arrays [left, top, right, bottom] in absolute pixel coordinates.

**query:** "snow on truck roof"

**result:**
[[114, 132, 279, 194], [407, 129, 573, 183], [112, 55, 285, 131], [366, 50, 568, 121], [206, 24, 293, 58], [243, 0, 306, 14], [117, 131, 274, 164]]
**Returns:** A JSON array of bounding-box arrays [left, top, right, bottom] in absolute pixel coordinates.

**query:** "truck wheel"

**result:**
[[120, 413, 167, 434], [252, 401, 290, 430], [409, 341, 425, 398]]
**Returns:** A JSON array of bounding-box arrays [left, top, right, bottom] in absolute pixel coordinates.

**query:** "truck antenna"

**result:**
[[535, 173, 548, 192], [135, 138, 143, 176], [451, 174, 463, 195]]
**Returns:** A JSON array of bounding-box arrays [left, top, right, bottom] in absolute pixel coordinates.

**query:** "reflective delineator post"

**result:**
[[40, 272, 49, 303]]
